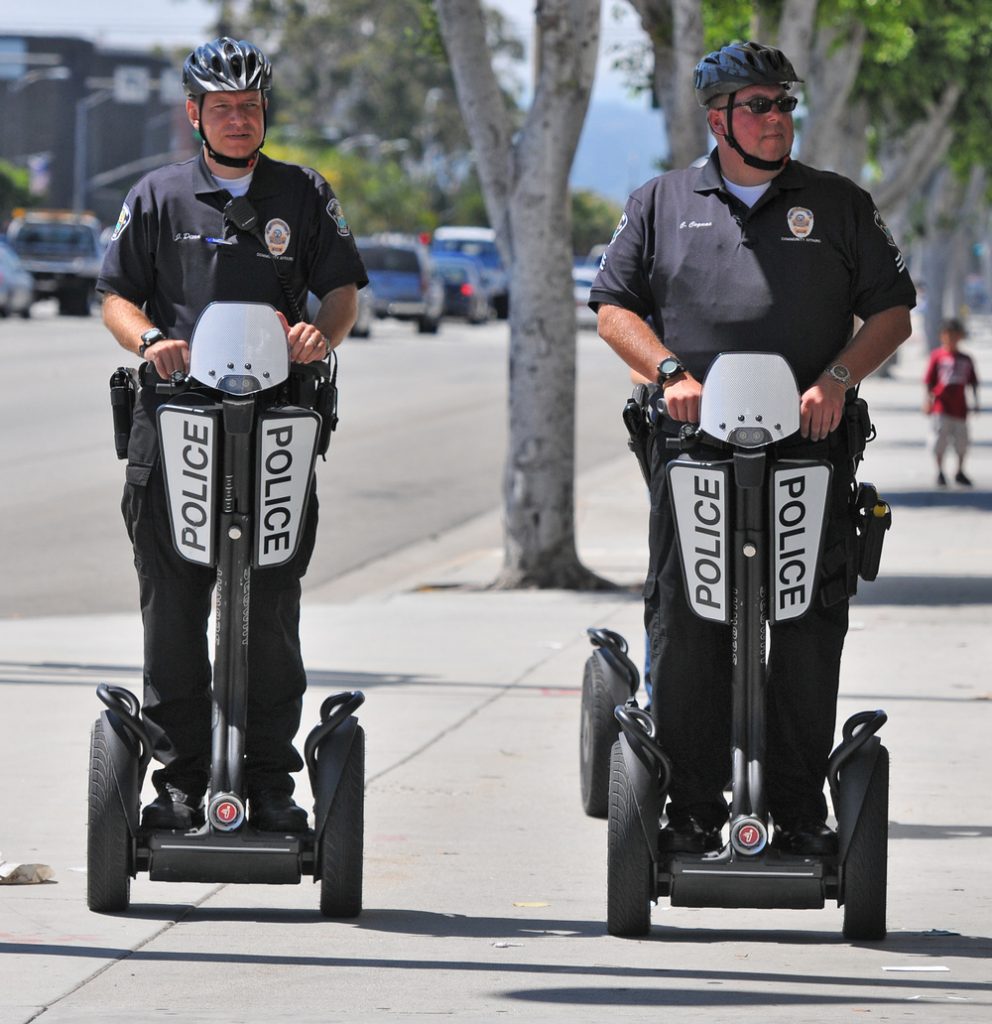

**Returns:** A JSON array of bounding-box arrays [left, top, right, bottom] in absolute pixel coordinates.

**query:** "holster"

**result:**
[[844, 394, 874, 473], [288, 362, 338, 459], [109, 366, 138, 460], [853, 481, 891, 582], [623, 383, 657, 486]]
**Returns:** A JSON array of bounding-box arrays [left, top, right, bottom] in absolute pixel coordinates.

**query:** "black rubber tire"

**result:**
[[607, 739, 652, 937], [580, 655, 619, 818], [319, 725, 365, 918], [842, 746, 889, 941], [87, 717, 132, 913]]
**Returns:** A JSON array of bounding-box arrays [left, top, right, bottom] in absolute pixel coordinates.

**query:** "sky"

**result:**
[[4, 0, 666, 201]]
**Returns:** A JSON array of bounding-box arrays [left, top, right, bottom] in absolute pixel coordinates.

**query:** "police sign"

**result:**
[[254, 409, 321, 568], [769, 461, 831, 622], [158, 405, 220, 566], [668, 460, 731, 623]]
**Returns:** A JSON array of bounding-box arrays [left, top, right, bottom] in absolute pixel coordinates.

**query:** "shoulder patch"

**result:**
[[111, 202, 131, 242], [874, 209, 906, 273], [326, 197, 351, 237]]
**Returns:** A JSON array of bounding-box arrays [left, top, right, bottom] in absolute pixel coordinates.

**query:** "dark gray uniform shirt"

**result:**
[[589, 150, 916, 389], [98, 151, 367, 340]]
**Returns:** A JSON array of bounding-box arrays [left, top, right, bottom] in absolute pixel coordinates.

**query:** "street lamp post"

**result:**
[[72, 90, 112, 212]]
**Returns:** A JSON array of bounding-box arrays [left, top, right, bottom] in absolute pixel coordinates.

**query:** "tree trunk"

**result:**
[[628, 0, 707, 171], [436, 0, 609, 589]]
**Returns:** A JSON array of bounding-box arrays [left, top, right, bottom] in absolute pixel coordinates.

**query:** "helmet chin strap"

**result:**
[[196, 96, 266, 170], [723, 93, 789, 173]]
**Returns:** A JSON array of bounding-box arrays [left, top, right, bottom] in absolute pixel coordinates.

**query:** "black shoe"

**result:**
[[249, 790, 309, 832], [774, 818, 838, 856], [658, 817, 723, 854], [955, 470, 973, 486], [142, 784, 204, 830], [937, 471, 947, 487]]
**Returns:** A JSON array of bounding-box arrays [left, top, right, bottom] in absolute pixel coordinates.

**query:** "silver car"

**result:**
[[0, 241, 34, 318]]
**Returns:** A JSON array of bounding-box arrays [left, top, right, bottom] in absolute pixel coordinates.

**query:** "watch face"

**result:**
[[658, 357, 683, 377]]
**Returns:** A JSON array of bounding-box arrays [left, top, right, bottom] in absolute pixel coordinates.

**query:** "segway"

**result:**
[[88, 301, 365, 916], [606, 351, 891, 941], [579, 629, 640, 818]]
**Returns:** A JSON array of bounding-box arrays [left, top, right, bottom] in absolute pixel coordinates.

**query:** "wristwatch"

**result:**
[[138, 327, 165, 358], [656, 356, 686, 387], [824, 363, 852, 388]]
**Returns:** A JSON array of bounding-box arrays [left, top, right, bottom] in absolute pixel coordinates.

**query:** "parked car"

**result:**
[[357, 236, 443, 334], [350, 282, 375, 338], [430, 253, 492, 324], [6, 209, 103, 316], [306, 282, 376, 339], [0, 241, 35, 318], [431, 226, 508, 318], [572, 264, 599, 329]]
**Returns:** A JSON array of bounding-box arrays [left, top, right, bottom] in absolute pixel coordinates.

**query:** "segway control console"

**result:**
[[606, 352, 890, 940], [88, 302, 365, 916]]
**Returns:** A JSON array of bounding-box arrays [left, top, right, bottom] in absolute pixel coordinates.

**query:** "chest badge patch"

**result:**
[[787, 207, 814, 239], [264, 218, 291, 256]]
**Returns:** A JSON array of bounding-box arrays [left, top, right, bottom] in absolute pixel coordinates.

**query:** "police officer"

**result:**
[[590, 41, 916, 855], [98, 38, 367, 833]]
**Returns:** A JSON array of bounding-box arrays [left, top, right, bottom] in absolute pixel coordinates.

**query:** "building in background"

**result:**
[[0, 34, 197, 227]]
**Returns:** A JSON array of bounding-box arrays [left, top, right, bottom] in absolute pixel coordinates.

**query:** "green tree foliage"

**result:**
[[213, 0, 614, 253], [264, 141, 435, 236], [571, 189, 623, 258], [0, 160, 32, 222]]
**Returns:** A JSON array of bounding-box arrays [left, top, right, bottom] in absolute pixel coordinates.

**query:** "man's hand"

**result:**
[[146, 338, 190, 379], [801, 375, 847, 441], [286, 319, 330, 364], [661, 374, 703, 424]]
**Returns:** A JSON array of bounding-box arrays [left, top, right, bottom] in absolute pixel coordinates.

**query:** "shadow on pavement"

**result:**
[[853, 574, 992, 606]]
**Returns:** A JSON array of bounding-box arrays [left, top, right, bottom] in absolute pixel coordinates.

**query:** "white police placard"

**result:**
[[254, 409, 320, 568], [158, 405, 220, 566], [668, 460, 731, 623], [769, 461, 832, 622]]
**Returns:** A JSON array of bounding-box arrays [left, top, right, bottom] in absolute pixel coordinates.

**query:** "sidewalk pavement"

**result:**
[[0, 330, 990, 1023]]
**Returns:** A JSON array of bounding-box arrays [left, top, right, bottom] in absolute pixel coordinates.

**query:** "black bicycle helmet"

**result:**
[[694, 41, 802, 107], [183, 37, 272, 97]]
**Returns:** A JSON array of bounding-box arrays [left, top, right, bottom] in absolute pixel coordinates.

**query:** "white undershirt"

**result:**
[[213, 170, 254, 197], [722, 177, 771, 208]]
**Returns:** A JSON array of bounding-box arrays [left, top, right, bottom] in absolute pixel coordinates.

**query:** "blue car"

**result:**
[[357, 237, 443, 334], [430, 253, 492, 324]]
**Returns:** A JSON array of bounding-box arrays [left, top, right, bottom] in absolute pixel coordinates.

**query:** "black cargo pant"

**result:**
[[122, 451, 318, 801], [645, 423, 857, 831]]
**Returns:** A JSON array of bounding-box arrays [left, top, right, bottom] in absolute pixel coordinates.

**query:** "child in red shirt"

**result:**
[[924, 318, 980, 486]]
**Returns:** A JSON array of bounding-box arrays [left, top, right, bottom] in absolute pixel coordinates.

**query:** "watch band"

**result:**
[[657, 357, 686, 389], [138, 328, 165, 358], [824, 363, 852, 388]]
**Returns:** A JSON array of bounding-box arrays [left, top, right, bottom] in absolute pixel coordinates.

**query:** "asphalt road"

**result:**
[[0, 303, 630, 618]]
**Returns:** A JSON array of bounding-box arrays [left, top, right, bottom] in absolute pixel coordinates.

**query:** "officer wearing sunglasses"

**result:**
[[590, 41, 916, 858]]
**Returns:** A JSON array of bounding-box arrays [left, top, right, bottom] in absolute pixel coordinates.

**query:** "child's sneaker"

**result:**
[[955, 471, 973, 486]]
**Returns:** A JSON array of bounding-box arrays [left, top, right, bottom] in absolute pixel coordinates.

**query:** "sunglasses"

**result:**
[[720, 95, 799, 115]]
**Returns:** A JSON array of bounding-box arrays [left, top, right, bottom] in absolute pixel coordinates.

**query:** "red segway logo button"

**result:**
[[737, 824, 761, 848], [216, 801, 239, 823]]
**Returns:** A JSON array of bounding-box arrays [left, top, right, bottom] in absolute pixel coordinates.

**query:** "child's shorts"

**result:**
[[931, 413, 969, 457]]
